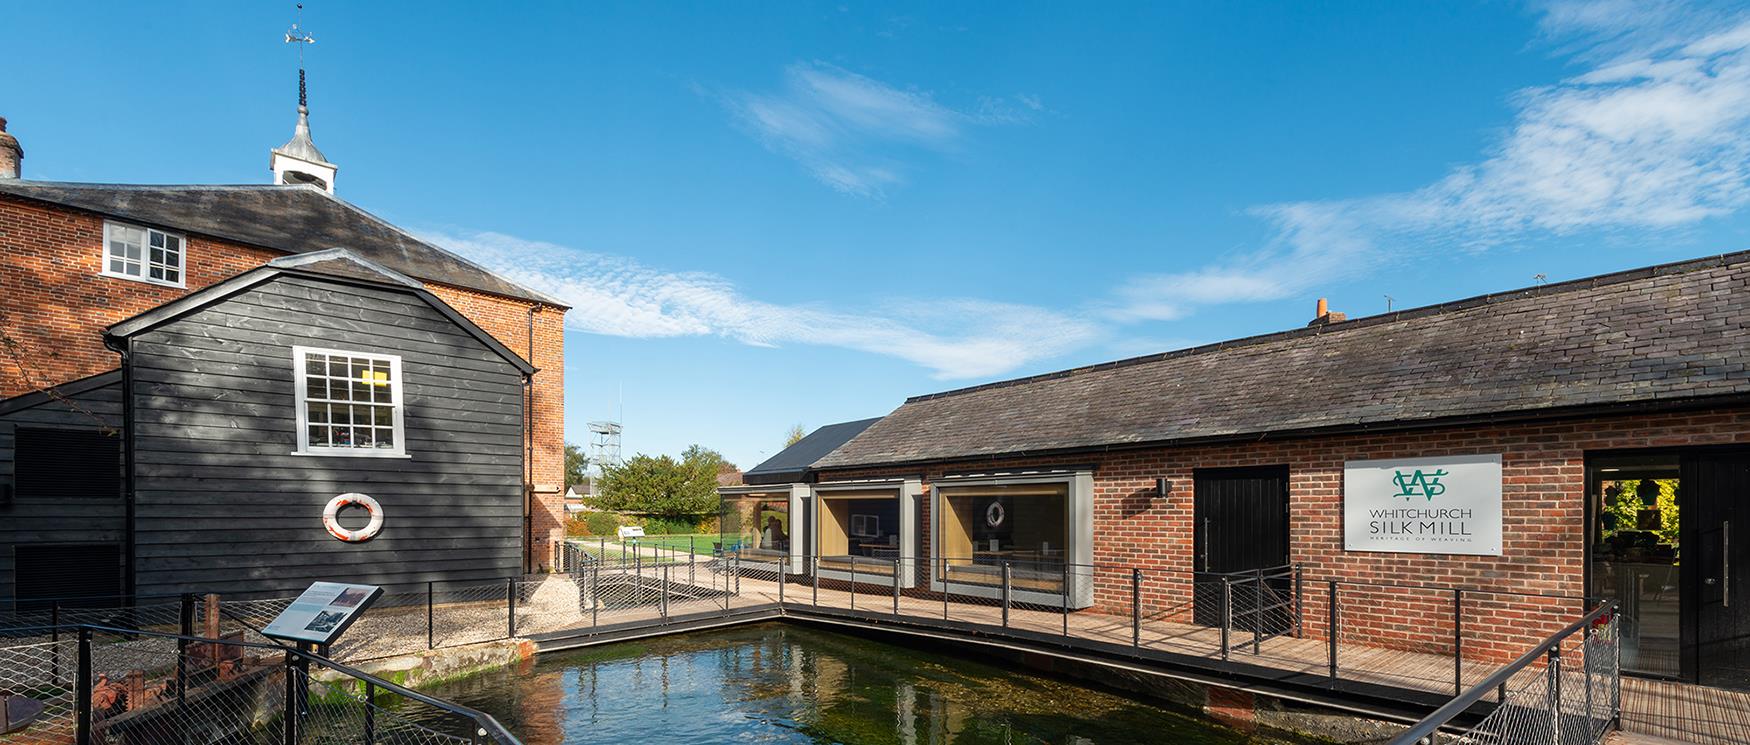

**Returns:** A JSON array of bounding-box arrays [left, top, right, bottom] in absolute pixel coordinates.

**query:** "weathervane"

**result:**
[[285, 3, 316, 108]]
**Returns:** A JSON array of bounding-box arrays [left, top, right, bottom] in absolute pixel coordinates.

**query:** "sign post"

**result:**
[[1343, 454, 1502, 556]]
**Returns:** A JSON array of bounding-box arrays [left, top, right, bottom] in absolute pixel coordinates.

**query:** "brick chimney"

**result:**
[[1308, 297, 1347, 327], [0, 117, 21, 179]]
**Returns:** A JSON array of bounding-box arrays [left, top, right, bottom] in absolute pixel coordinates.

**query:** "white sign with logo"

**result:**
[[1343, 453, 1502, 556]]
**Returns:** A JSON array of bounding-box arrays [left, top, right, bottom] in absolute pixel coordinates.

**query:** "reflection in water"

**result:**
[[423, 623, 1305, 744]]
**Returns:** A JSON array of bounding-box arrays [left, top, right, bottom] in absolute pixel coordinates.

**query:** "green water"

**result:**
[[423, 623, 1311, 744]]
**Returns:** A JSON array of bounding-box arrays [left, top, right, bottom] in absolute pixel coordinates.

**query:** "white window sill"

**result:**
[[291, 450, 412, 459], [100, 269, 186, 290]]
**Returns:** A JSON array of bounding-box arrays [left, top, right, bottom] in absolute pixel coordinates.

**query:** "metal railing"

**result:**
[[0, 545, 1625, 744], [1389, 601, 1620, 745], [0, 621, 519, 744]]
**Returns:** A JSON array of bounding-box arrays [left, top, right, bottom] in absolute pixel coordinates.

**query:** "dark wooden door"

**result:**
[[1193, 466, 1291, 629], [1686, 451, 1750, 688]]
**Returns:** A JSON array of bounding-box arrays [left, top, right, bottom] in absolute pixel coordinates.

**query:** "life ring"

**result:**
[[323, 493, 383, 542], [985, 501, 1006, 528]]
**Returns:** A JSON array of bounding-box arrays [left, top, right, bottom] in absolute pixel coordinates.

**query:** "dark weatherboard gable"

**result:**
[[115, 269, 527, 598]]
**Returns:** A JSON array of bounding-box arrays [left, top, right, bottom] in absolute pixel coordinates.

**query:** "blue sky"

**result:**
[[9, 1, 1750, 468]]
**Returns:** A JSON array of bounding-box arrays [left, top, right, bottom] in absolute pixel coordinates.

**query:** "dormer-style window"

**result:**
[[293, 347, 408, 458], [102, 221, 185, 287]]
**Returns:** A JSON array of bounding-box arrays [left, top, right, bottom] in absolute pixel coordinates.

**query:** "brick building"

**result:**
[[0, 105, 569, 602], [734, 253, 1750, 690]]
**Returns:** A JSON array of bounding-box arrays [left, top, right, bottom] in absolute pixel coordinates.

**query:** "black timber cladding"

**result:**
[[123, 273, 525, 598], [817, 251, 1750, 469], [0, 373, 127, 606], [0, 181, 565, 307]]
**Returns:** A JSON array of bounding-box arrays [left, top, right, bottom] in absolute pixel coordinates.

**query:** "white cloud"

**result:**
[[721, 62, 1034, 197], [1114, 3, 1750, 321], [425, 230, 1103, 380]]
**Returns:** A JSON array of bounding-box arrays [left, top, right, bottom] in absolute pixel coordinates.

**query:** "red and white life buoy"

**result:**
[[323, 493, 383, 542]]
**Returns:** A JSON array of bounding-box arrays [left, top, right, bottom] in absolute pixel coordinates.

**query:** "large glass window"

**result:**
[[1589, 453, 1680, 678], [294, 347, 406, 457], [722, 493, 789, 558], [939, 484, 1068, 591]]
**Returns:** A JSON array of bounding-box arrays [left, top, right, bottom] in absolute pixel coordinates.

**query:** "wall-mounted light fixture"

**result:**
[[1155, 478, 1172, 499]]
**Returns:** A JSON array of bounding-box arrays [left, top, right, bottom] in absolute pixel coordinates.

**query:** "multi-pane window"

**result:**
[[102, 221, 184, 286], [293, 347, 406, 457]]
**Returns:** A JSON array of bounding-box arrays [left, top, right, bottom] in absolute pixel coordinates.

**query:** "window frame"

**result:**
[[100, 220, 187, 288], [291, 345, 410, 459]]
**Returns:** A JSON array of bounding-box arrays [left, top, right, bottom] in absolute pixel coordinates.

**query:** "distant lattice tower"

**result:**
[[586, 420, 623, 474]]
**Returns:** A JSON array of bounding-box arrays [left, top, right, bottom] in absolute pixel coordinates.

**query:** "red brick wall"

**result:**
[[0, 194, 569, 571], [0, 195, 281, 392], [820, 407, 1750, 662], [427, 285, 568, 571]]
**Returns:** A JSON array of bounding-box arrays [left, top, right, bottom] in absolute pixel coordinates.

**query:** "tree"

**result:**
[[595, 444, 732, 518], [784, 423, 807, 448], [564, 443, 589, 488]]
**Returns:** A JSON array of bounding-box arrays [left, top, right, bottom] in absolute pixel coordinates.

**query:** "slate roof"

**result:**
[[0, 181, 564, 307], [817, 251, 1750, 469], [743, 417, 883, 484]]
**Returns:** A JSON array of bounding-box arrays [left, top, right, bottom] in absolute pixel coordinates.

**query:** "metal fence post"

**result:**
[[850, 559, 858, 612], [281, 650, 298, 745], [179, 593, 193, 743], [1548, 646, 1563, 744], [661, 563, 670, 621], [1453, 588, 1464, 696], [591, 560, 600, 629], [427, 581, 435, 650], [1612, 608, 1622, 730], [812, 556, 820, 606], [1294, 563, 1304, 639], [1001, 562, 1012, 629], [76, 628, 92, 745], [506, 578, 517, 638], [1062, 563, 1071, 637], [51, 602, 60, 684], [364, 680, 377, 745], [1220, 577, 1232, 662], [1132, 568, 1142, 648], [779, 559, 786, 607], [893, 559, 902, 617], [1583, 620, 1595, 736], [1251, 567, 1262, 654], [1327, 580, 1338, 681], [941, 559, 950, 621]]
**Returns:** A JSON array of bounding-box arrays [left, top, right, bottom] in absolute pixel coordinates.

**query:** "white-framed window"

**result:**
[[293, 346, 408, 458], [102, 221, 185, 287]]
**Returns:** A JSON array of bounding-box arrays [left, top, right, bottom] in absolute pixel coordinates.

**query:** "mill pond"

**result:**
[[415, 623, 1312, 744]]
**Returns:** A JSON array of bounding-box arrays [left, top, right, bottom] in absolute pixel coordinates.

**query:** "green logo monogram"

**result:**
[[1391, 469, 1448, 501]]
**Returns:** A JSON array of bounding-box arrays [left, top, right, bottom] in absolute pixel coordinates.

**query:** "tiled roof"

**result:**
[[0, 181, 564, 307], [817, 252, 1750, 469]]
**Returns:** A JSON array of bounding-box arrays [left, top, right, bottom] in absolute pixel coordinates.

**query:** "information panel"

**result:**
[[261, 582, 383, 645], [1343, 453, 1502, 556]]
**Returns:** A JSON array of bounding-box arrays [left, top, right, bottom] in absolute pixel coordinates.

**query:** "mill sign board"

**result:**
[[1343, 454, 1502, 556]]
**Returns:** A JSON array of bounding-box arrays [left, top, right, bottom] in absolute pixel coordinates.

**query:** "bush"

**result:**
[[583, 512, 621, 536], [642, 516, 698, 535]]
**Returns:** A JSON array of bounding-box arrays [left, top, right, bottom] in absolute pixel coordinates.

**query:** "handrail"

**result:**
[[9, 622, 521, 744], [1389, 600, 1616, 744]]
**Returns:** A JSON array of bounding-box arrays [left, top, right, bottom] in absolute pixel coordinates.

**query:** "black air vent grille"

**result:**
[[15, 427, 121, 500]]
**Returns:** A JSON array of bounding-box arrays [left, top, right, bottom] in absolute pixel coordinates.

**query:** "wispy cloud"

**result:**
[[720, 62, 1034, 197], [425, 230, 1103, 379], [1114, 2, 1750, 321]]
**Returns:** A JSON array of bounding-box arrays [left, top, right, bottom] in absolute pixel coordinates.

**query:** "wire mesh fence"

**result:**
[[0, 624, 517, 744]]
